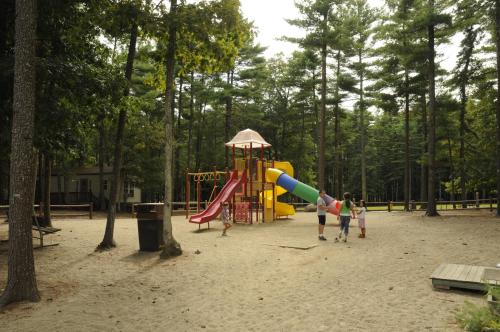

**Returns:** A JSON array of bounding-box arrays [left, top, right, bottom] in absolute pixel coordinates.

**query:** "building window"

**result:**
[[103, 180, 108, 191], [125, 182, 135, 197]]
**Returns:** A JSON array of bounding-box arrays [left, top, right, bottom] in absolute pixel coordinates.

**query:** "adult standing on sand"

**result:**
[[317, 190, 328, 240]]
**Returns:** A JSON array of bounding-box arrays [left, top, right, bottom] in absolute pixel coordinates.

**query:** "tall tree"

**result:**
[[287, 0, 340, 190], [0, 0, 40, 307], [450, 11, 481, 207], [160, 0, 182, 258], [495, 0, 500, 216], [98, 2, 140, 249], [349, 0, 376, 201], [426, 0, 438, 216]]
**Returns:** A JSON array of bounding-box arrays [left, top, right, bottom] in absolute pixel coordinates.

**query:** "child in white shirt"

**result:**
[[221, 201, 232, 236], [357, 200, 367, 238]]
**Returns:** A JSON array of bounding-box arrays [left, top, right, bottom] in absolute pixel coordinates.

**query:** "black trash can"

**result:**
[[136, 204, 164, 251]]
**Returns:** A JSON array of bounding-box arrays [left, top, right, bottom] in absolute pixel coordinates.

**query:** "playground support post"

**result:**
[[232, 144, 235, 170], [197, 169, 201, 213], [244, 146, 247, 198], [250, 142, 253, 224], [272, 159, 275, 220], [261, 144, 265, 222], [185, 168, 189, 218], [213, 166, 217, 201], [256, 190, 259, 223]]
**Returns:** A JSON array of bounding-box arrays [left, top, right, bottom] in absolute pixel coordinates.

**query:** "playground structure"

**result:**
[[187, 129, 339, 227]]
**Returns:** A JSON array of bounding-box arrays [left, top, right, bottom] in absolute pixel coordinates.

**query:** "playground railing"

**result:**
[[0, 203, 93, 219]]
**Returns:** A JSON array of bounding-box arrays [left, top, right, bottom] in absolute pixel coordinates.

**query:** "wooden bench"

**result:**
[[32, 215, 60, 248], [3, 210, 61, 248]]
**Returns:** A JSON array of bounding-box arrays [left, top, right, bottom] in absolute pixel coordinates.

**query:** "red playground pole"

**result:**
[[244, 146, 247, 198], [213, 166, 217, 200], [197, 169, 201, 213], [185, 168, 190, 218], [232, 144, 235, 171], [250, 142, 253, 224]]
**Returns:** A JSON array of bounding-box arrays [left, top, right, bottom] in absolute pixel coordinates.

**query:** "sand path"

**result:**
[[1, 210, 499, 331]]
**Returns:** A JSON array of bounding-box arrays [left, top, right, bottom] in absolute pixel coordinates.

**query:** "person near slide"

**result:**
[[220, 201, 232, 236], [336, 192, 356, 243], [317, 190, 328, 240]]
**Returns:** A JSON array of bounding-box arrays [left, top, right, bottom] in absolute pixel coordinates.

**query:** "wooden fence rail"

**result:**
[[131, 202, 202, 217], [0, 203, 93, 219], [370, 198, 497, 212]]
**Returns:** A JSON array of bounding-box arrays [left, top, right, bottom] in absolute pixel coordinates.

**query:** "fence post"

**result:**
[[490, 197, 493, 212], [89, 202, 93, 219], [387, 201, 391, 212], [475, 191, 479, 209]]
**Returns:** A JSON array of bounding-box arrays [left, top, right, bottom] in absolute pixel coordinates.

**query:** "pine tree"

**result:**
[[0, 0, 40, 308]]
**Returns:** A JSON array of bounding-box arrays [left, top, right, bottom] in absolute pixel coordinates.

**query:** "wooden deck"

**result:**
[[431, 263, 500, 291]]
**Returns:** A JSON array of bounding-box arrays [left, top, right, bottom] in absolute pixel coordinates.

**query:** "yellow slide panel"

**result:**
[[260, 161, 295, 218]]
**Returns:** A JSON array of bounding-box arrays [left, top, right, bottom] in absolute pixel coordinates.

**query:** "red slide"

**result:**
[[189, 171, 246, 224]]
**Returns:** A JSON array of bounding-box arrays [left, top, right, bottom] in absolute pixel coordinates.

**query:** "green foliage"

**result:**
[[457, 286, 500, 332], [1, 0, 500, 205]]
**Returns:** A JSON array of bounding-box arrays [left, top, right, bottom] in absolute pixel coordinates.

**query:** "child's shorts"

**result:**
[[358, 218, 365, 228]]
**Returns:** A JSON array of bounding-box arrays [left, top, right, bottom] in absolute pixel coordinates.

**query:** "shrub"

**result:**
[[456, 286, 500, 331]]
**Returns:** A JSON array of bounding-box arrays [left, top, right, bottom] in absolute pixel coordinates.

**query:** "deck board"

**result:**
[[456, 265, 470, 281], [431, 264, 500, 291]]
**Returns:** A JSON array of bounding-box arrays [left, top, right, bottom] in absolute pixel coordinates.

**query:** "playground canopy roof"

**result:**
[[225, 128, 272, 149]]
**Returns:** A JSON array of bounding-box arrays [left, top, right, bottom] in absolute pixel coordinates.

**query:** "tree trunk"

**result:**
[[312, 70, 320, 180], [318, 13, 327, 190], [37, 152, 43, 204], [447, 135, 456, 208], [359, 50, 367, 202], [459, 26, 476, 208], [57, 163, 62, 204], [0, 0, 40, 307], [334, 50, 342, 198], [224, 70, 234, 168], [404, 69, 410, 211], [42, 154, 52, 227], [420, 94, 428, 207], [160, 0, 182, 258], [187, 71, 194, 170], [98, 20, 138, 250], [195, 75, 206, 170], [426, 0, 438, 216], [63, 174, 69, 204], [174, 77, 183, 203], [495, 0, 500, 216], [98, 111, 106, 210]]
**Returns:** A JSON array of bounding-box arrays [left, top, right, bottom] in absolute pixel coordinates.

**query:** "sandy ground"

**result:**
[[0, 210, 499, 332]]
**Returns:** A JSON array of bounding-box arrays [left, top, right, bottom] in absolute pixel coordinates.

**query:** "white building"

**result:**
[[50, 166, 141, 207]]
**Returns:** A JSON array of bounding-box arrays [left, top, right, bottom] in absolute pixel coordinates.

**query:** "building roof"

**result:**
[[225, 129, 272, 149]]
